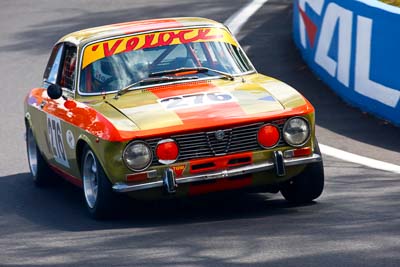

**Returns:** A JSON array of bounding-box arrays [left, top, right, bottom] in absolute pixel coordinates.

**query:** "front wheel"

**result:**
[[280, 141, 324, 203], [81, 145, 116, 219]]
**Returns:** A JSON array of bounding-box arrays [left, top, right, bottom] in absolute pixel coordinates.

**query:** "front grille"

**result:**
[[206, 129, 232, 156], [146, 121, 286, 164]]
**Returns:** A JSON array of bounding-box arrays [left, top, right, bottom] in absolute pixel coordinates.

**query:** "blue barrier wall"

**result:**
[[293, 0, 400, 125]]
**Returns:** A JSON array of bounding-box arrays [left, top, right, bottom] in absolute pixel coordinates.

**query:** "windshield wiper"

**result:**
[[115, 76, 198, 99], [149, 67, 235, 81]]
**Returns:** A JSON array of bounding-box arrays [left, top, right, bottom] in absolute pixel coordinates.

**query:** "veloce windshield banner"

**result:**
[[293, 0, 400, 125]]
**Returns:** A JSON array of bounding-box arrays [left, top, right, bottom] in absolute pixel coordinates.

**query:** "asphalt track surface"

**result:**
[[0, 0, 399, 266]]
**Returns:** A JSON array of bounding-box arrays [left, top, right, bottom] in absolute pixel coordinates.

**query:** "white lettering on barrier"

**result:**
[[315, 3, 352, 87], [299, 0, 324, 48], [298, 0, 400, 108], [355, 16, 400, 108]]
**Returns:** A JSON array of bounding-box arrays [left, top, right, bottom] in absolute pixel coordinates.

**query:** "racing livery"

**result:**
[[24, 17, 324, 218]]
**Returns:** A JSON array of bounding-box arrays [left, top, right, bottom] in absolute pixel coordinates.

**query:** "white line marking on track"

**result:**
[[226, 0, 400, 174], [319, 144, 400, 174], [225, 0, 269, 36]]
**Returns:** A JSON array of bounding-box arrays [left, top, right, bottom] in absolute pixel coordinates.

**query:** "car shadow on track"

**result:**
[[0, 172, 312, 232], [2, 165, 399, 267]]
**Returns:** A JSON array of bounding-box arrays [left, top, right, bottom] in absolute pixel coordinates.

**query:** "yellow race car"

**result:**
[[24, 17, 324, 219]]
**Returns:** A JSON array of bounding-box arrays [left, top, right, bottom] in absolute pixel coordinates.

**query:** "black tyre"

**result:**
[[280, 141, 324, 203], [81, 145, 116, 219], [26, 125, 54, 186]]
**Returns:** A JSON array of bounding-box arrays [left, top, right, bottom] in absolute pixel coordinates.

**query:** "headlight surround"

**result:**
[[283, 117, 311, 147], [123, 141, 153, 171]]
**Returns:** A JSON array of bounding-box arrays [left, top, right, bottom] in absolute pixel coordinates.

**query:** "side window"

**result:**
[[43, 43, 64, 84], [59, 45, 77, 90]]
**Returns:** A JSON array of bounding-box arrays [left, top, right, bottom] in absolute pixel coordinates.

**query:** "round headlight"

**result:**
[[123, 141, 152, 171], [283, 117, 310, 146]]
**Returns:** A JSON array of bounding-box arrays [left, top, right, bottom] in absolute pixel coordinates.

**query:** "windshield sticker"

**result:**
[[158, 92, 236, 110], [82, 28, 237, 69]]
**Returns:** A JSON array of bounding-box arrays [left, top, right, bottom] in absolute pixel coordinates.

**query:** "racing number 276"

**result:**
[[47, 115, 69, 167], [159, 92, 235, 110]]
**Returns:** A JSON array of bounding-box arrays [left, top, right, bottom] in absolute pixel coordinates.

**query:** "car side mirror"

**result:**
[[47, 84, 63, 99]]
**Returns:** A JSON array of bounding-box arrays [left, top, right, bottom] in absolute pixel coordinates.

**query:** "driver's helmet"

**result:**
[[92, 58, 114, 84]]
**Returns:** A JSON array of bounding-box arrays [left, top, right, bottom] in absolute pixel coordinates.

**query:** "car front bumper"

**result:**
[[112, 152, 322, 193]]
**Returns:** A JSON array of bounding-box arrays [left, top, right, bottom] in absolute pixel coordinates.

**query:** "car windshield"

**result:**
[[79, 27, 254, 94]]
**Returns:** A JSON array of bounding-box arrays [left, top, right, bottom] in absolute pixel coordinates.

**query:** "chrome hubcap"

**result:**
[[83, 150, 98, 209], [27, 128, 38, 177]]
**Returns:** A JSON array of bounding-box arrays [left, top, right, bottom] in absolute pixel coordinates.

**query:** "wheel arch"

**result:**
[[24, 112, 33, 131], [76, 139, 87, 176], [75, 134, 109, 181], [75, 134, 95, 175]]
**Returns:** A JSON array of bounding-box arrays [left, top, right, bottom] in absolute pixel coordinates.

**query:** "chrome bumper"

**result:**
[[112, 153, 322, 193]]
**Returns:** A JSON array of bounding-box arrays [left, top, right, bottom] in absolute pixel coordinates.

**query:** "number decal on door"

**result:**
[[47, 115, 69, 168]]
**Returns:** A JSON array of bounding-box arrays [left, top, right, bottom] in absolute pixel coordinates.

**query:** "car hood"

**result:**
[[89, 74, 310, 138]]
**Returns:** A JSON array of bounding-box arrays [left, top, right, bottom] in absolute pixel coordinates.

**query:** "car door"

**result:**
[[27, 43, 65, 167], [41, 43, 78, 172]]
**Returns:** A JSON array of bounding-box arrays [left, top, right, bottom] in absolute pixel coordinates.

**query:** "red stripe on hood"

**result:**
[[150, 80, 246, 124]]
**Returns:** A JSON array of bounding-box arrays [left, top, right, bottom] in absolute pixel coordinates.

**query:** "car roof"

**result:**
[[58, 17, 227, 47]]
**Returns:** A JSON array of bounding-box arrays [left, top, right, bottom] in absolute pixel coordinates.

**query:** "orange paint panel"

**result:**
[[30, 88, 123, 141]]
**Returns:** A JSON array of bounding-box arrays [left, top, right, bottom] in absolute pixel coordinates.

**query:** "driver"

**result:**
[[91, 59, 115, 92], [83, 51, 150, 93]]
